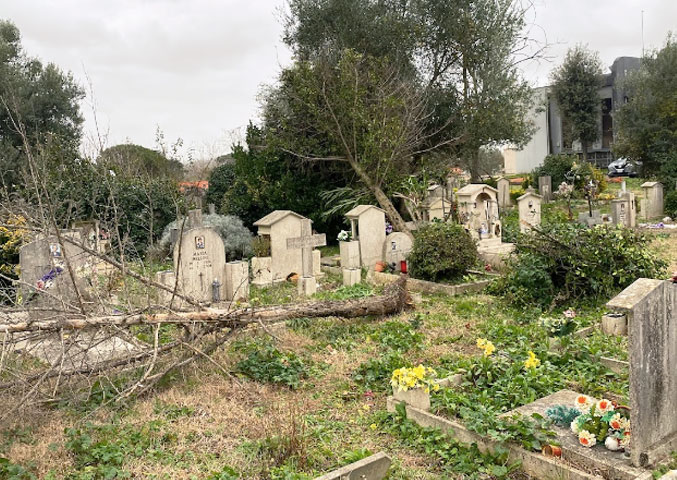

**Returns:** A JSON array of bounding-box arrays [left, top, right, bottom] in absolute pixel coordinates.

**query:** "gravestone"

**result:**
[[538, 176, 552, 203], [383, 232, 413, 272], [173, 226, 226, 302], [188, 209, 203, 229], [577, 210, 602, 227], [424, 197, 451, 222], [253, 210, 309, 283], [455, 184, 502, 242], [497, 177, 511, 209], [313, 452, 391, 480], [208, 203, 216, 215], [607, 279, 677, 467], [286, 219, 326, 296], [345, 205, 386, 269], [225, 261, 249, 302], [340, 240, 361, 287], [19, 230, 92, 305], [516, 189, 542, 233], [611, 192, 636, 228], [640, 182, 664, 220]]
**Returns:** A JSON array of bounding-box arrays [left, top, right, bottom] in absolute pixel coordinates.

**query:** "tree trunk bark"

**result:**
[[0, 277, 408, 333], [469, 150, 481, 183], [581, 140, 589, 162], [347, 157, 412, 238]]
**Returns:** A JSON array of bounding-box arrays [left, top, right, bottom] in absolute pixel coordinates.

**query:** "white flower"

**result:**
[[574, 395, 593, 411], [608, 413, 623, 430], [578, 430, 597, 448], [605, 436, 621, 451], [570, 418, 581, 434], [595, 399, 614, 416], [621, 432, 631, 447]]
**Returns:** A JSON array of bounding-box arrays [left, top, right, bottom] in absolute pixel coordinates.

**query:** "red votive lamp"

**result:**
[[400, 260, 408, 274]]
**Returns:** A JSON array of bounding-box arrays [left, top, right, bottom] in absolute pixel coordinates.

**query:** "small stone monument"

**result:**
[[516, 189, 542, 233], [345, 205, 386, 270], [640, 181, 664, 220], [340, 238, 361, 287], [607, 279, 677, 467], [383, 232, 413, 272], [497, 177, 511, 209], [286, 219, 327, 296], [19, 230, 92, 304], [455, 184, 502, 242], [538, 176, 552, 203], [224, 261, 249, 302], [611, 191, 637, 228], [253, 210, 309, 283], [423, 197, 452, 222], [173, 212, 227, 302]]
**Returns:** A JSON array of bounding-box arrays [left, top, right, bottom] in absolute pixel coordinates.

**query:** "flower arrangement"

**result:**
[[390, 365, 440, 394], [568, 395, 631, 450], [385, 222, 393, 235], [337, 230, 352, 242], [35, 267, 64, 291]]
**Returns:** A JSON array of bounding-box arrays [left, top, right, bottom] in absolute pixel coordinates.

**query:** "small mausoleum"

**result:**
[[345, 205, 386, 269]]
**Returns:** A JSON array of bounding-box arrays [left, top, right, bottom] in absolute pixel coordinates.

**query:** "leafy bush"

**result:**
[[509, 187, 525, 204], [531, 154, 576, 188], [493, 223, 667, 307], [160, 213, 252, 260], [665, 190, 677, 218], [236, 344, 310, 389], [408, 222, 478, 282]]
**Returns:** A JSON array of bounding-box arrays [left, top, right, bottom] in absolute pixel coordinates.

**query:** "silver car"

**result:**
[[608, 158, 638, 177]]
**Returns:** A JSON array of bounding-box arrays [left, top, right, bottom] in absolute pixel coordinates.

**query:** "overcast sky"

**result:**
[[4, 0, 676, 160]]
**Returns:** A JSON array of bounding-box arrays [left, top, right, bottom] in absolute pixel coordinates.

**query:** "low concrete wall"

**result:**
[[386, 397, 613, 480], [371, 271, 494, 296], [313, 452, 391, 480]]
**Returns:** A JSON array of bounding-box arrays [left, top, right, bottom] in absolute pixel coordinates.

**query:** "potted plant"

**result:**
[[390, 365, 440, 411]]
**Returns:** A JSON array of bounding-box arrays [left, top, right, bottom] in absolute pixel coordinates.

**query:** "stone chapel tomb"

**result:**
[[345, 205, 386, 270]]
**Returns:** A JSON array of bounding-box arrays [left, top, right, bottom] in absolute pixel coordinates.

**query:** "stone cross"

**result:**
[[287, 219, 326, 294]]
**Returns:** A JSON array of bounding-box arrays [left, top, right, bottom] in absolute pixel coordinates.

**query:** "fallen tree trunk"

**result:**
[[0, 276, 408, 334]]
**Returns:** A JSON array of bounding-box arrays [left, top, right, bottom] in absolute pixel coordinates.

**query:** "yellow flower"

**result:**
[[477, 338, 495, 356], [524, 351, 541, 369], [370, 423, 377, 431], [413, 365, 426, 380]]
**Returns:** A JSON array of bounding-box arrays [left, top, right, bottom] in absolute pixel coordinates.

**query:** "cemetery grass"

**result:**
[[1, 278, 635, 480]]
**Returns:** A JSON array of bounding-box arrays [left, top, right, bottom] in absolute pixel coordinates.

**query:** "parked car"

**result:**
[[607, 158, 639, 177]]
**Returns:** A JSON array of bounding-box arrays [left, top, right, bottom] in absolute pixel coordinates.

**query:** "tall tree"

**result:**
[[551, 46, 603, 162], [283, 0, 537, 181], [615, 36, 677, 190], [98, 144, 184, 180], [263, 50, 444, 234], [0, 20, 84, 189]]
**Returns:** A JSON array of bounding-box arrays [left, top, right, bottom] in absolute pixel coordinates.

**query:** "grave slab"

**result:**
[[225, 261, 249, 302], [506, 389, 645, 480]]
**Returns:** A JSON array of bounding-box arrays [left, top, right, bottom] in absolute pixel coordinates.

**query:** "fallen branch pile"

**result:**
[[0, 276, 408, 415]]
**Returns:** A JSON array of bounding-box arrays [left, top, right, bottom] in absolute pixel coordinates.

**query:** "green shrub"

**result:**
[[493, 223, 667, 307], [236, 344, 310, 389], [531, 154, 576, 188], [509, 187, 525, 204], [665, 190, 677, 218], [408, 222, 478, 282]]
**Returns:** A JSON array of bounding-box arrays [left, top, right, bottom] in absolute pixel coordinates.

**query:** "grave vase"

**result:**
[[393, 387, 430, 411], [601, 313, 627, 336]]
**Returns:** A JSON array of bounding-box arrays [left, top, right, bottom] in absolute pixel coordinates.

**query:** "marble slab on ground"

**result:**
[[13, 330, 139, 369], [505, 389, 646, 480]]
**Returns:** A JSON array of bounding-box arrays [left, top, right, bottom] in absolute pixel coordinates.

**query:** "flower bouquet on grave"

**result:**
[[569, 395, 631, 451], [337, 230, 352, 242], [541, 310, 577, 338]]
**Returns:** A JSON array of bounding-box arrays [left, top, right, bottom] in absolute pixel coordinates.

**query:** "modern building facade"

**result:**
[[504, 56, 641, 175]]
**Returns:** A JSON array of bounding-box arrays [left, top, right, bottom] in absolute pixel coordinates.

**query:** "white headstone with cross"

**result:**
[[286, 219, 326, 295]]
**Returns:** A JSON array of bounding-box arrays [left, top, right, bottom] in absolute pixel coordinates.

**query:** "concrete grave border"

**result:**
[[313, 452, 391, 480], [370, 271, 495, 296]]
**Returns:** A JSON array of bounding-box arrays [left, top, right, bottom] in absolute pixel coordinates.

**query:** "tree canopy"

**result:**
[[0, 20, 84, 189], [615, 36, 677, 190], [551, 46, 603, 161], [98, 144, 185, 180]]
